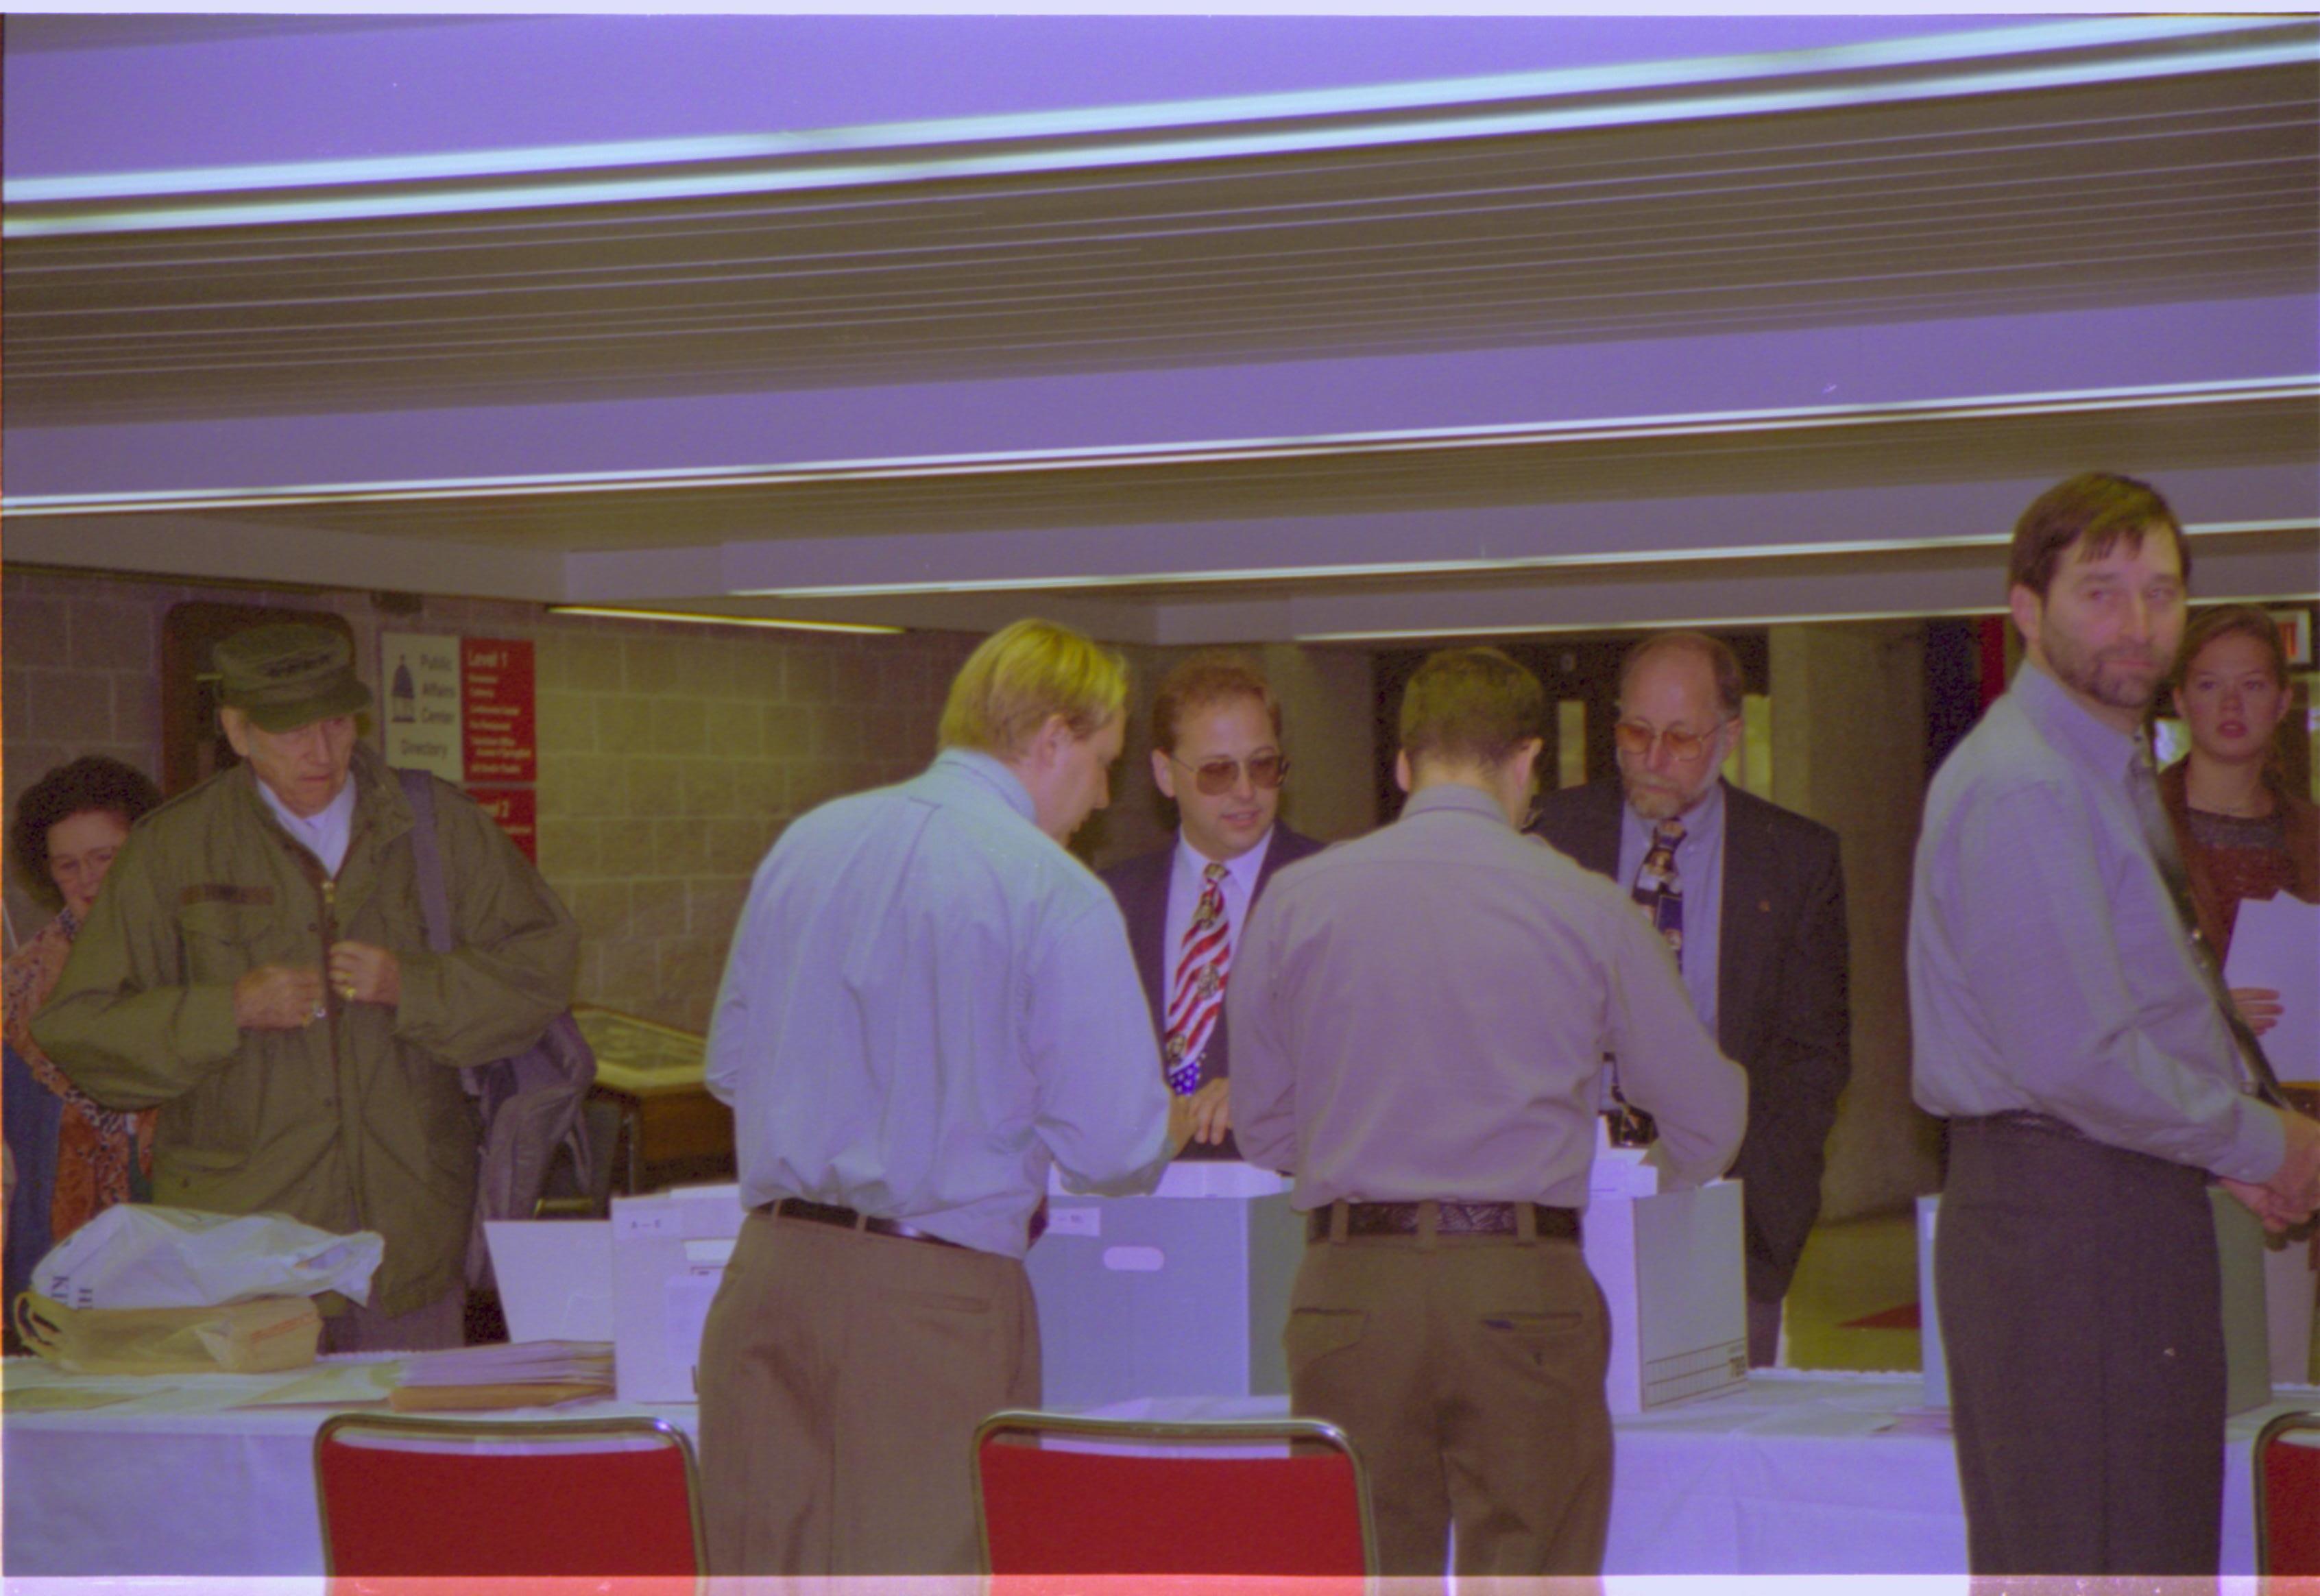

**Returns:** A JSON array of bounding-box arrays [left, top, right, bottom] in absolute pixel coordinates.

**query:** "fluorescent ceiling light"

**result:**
[[546, 606, 902, 636]]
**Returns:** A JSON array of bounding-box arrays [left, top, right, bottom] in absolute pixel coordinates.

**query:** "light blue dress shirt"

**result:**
[[1616, 777, 1726, 1036], [1908, 662, 2283, 1183], [705, 747, 1173, 1257]]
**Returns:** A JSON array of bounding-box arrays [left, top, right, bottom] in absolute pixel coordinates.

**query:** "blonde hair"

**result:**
[[939, 619, 1128, 758]]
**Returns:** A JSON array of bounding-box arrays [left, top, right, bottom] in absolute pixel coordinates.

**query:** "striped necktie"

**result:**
[[1163, 862, 1231, 1096]]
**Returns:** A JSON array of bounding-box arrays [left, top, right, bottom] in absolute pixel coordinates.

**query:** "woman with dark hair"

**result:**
[[4, 755, 165, 1305]]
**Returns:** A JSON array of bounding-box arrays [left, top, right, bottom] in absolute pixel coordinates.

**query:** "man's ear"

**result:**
[[219, 706, 252, 759], [1028, 712, 1073, 771], [1514, 737, 1544, 790], [1713, 714, 1744, 771], [1151, 747, 1178, 800], [1393, 749, 1413, 795], [1500, 738, 1544, 824], [2007, 584, 2042, 657]]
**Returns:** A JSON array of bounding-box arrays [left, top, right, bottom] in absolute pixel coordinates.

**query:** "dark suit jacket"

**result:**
[[1531, 779, 1849, 1302], [1100, 824, 1325, 1161]]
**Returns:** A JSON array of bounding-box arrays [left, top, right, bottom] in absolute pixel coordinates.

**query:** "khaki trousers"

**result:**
[[698, 1208, 1040, 1576], [1284, 1218, 1611, 1578]]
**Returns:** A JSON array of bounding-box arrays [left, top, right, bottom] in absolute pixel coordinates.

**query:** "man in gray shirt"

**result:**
[[1909, 472, 2320, 1575], [698, 618, 1190, 1575], [1231, 646, 1746, 1577]]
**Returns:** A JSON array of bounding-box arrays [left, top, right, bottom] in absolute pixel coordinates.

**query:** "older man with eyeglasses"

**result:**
[[1529, 629, 1850, 1368], [1100, 653, 1325, 1159]]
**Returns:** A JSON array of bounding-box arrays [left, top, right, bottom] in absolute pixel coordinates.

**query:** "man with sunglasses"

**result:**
[[1101, 655, 1323, 1159], [1530, 630, 1850, 1369]]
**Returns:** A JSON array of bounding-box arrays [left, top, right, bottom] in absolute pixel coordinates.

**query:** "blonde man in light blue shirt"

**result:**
[[698, 618, 1191, 1577]]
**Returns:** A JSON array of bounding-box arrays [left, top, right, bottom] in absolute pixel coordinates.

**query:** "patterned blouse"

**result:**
[[2181, 807, 2296, 956], [3, 908, 157, 1242]]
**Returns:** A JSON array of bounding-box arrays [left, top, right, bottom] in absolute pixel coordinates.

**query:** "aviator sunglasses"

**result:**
[[1167, 751, 1289, 795]]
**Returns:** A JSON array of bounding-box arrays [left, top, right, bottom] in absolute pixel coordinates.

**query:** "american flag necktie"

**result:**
[[1163, 862, 1231, 1096]]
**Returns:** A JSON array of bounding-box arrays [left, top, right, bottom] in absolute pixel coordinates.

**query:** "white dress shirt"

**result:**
[[1160, 825, 1275, 1013]]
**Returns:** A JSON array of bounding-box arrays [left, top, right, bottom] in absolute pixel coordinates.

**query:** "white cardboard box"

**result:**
[[1026, 1161, 1303, 1408], [1583, 1180, 1749, 1414], [1918, 1189, 2271, 1414], [485, 1219, 614, 1342], [611, 1183, 746, 1403]]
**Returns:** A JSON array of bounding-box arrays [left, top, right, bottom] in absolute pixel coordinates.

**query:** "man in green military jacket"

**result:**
[[34, 622, 579, 1351]]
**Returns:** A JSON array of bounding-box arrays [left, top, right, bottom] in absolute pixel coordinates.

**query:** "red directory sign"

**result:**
[[466, 786, 539, 864], [463, 638, 536, 784]]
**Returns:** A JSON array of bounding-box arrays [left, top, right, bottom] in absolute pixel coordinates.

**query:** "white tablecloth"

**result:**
[[1, 1359, 2301, 1580]]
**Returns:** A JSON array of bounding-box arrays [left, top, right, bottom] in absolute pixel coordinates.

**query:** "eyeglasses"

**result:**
[[1168, 751, 1288, 795], [1612, 719, 1731, 762]]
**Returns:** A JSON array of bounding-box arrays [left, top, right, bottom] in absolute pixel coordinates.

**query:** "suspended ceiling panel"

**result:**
[[11, 380, 2312, 555], [7, 17, 2315, 427]]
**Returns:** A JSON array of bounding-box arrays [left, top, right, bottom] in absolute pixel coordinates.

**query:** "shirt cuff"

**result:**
[[2210, 1095, 2290, 1185]]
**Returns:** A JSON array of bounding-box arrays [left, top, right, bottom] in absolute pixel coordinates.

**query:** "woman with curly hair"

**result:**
[[5, 755, 165, 1294]]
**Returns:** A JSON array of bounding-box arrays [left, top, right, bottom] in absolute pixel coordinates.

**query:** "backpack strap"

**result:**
[[394, 768, 456, 956]]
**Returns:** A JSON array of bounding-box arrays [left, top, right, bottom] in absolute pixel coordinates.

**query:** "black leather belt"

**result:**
[[766, 1198, 964, 1250], [1308, 1201, 1580, 1243]]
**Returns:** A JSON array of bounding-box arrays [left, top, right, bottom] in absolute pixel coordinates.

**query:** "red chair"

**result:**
[[2257, 1409, 2320, 1576], [314, 1412, 703, 1592], [974, 1408, 1375, 1584]]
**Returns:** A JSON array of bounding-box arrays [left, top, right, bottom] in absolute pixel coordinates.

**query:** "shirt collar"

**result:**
[[2012, 660, 2144, 783], [935, 747, 1038, 824], [254, 766, 356, 841], [1174, 825, 1274, 891], [1402, 782, 1510, 826]]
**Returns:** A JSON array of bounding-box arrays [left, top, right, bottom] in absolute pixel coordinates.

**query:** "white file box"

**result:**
[[610, 1183, 745, 1403], [1583, 1179, 1749, 1414], [1026, 1161, 1303, 1409]]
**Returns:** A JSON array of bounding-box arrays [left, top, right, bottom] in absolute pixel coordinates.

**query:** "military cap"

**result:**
[[213, 622, 372, 734]]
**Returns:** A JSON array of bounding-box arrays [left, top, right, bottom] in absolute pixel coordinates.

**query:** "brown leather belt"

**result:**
[[766, 1197, 965, 1250], [1308, 1200, 1580, 1243]]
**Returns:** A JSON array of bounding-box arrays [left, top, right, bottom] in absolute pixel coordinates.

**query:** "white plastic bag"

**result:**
[[30, 1205, 385, 1309]]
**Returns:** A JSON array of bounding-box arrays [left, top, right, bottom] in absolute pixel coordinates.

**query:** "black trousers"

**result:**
[[1936, 1115, 2226, 1575]]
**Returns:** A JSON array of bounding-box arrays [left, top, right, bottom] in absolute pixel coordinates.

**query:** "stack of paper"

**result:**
[[389, 1339, 614, 1412]]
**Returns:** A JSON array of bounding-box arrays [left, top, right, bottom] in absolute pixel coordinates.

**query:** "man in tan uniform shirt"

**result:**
[[1231, 646, 1746, 1577]]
